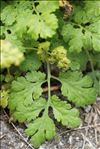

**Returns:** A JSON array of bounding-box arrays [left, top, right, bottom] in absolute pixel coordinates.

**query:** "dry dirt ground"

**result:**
[[0, 99, 100, 149]]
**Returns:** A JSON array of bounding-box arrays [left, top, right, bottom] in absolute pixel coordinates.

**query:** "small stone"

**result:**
[[68, 136, 73, 144], [97, 97, 100, 101], [84, 145, 94, 149], [59, 141, 63, 146], [39, 146, 44, 149], [76, 137, 80, 141], [84, 105, 92, 113]]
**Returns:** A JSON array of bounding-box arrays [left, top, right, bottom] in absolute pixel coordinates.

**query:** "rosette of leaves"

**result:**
[[9, 42, 96, 147], [9, 69, 96, 147], [9, 70, 81, 147]]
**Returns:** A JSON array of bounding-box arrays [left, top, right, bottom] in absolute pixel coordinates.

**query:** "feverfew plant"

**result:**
[[0, 0, 100, 147]]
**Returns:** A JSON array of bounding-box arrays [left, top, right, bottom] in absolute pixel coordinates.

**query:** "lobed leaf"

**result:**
[[59, 71, 96, 107], [51, 95, 81, 128], [19, 52, 41, 72], [61, 1, 100, 52], [1, 1, 59, 40], [9, 71, 46, 114], [25, 115, 56, 148]]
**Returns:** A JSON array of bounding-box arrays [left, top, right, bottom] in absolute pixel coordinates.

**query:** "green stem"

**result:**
[[44, 62, 51, 115], [25, 47, 37, 50], [33, 3, 40, 17], [51, 75, 61, 83], [42, 80, 47, 84], [47, 62, 51, 106], [7, 68, 10, 76], [85, 49, 97, 82]]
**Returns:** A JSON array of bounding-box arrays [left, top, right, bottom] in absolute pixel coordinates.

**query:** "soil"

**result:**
[[0, 99, 100, 149]]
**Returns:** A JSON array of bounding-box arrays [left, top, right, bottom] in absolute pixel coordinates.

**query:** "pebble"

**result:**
[[59, 141, 63, 146], [68, 136, 73, 144], [84, 105, 92, 113], [76, 137, 80, 141]]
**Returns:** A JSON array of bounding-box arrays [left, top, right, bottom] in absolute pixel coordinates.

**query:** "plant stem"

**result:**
[[51, 75, 61, 82], [7, 68, 10, 76], [85, 49, 96, 81], [85, 49, 98, 91], [44, 62, 51, 115], [25, 47, 37, 50], [33, 3, 40, 17], [47, 62, 51, 106]]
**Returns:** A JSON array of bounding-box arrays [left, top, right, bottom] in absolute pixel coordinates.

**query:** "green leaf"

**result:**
[[9, 71, 46, 113], [0, 74, 5, 82], [19, 52, 41, 72], [72, 1, 100, 24], [61, 24, 75, 43], [68, 51, 88, 71], [40, 13, 58, 38], [0, 90, 9, 108], [83, 31, 92, 49], [94, 71, 100, 96], [13, 98, 46, 122], [25, 115, 56, 148], [93, 53, 100, 69], [61, 1, 100, 52], [28, 12, 58, 39], [69, 36, 83, 53], [88, 71, 100, 96], [61, 24, 83, 52], [59, 71, 96, 107], [26, 71, 45, 83], [37, 1, 59, 13], [51, 95, 81, 128], [1, 5, 17, 26], [92, 35, 100, 52], [1, 1, 58, 40], [86, 20, 100, 52]]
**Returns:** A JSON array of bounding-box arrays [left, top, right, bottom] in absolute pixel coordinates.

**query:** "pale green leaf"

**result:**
[[92, 35, 100, 52], [9, 71, 45, 113], [51, 95, 81, 128], [61, 2, 100, 53], [19, 52, 41, 72], [13, 98, 46, 122], [25, 115, 56, 148], [68, 51, 88, 71], [1, 5, 17, 25], [37, 1, 59, 13], [0, 90, 9, 108], [59, 71, 96, 107]]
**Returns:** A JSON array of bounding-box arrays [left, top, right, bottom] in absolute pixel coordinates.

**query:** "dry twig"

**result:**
[[59, 123, 100, 135], [81, 133, 95, 149], [43, 85, 60, 93], [3, 110, 34, 149], [0, 134, 6, 140]]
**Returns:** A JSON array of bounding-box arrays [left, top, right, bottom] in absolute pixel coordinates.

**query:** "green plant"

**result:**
[[0, 0, 100, 148]]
